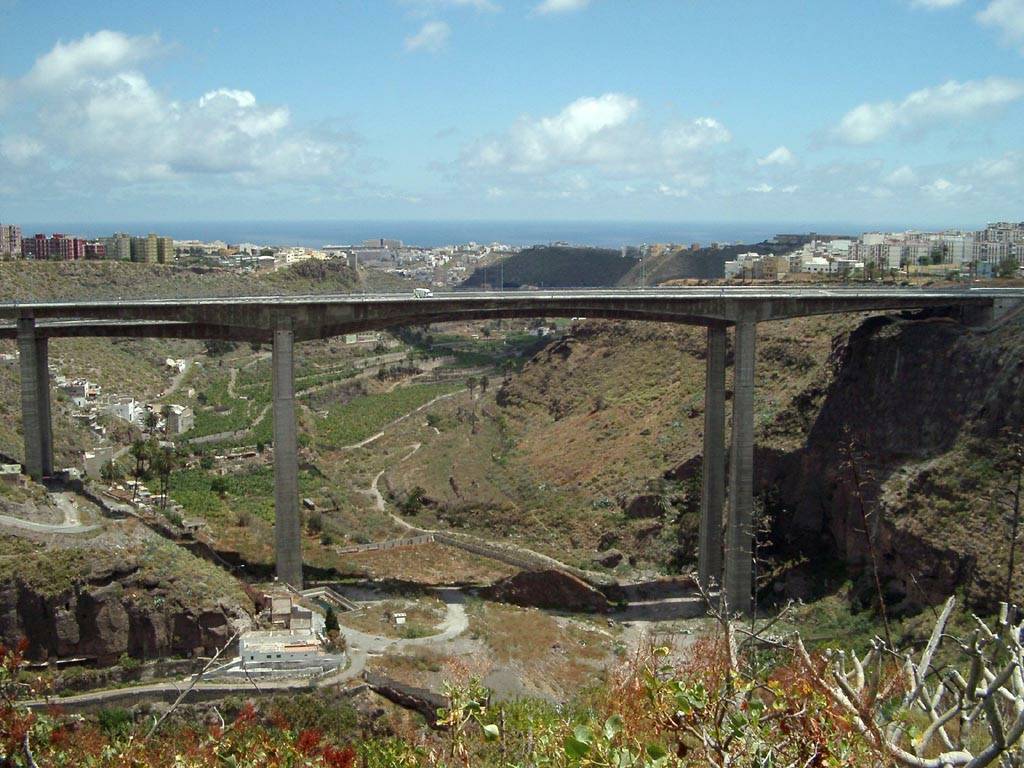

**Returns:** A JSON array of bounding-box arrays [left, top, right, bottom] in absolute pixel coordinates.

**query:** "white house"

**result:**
[[83, 446, 115, 478]]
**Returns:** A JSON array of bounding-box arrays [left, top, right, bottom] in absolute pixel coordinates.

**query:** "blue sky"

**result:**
[[0, 0, 1022, 228]]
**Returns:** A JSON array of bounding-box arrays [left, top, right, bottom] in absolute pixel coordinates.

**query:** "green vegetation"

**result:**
[[316, 382, 461, 450], [170, 466, 322, 524]]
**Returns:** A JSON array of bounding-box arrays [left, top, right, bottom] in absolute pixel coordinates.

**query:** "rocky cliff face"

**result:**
[[0, 563, 249, 664], [0, 532, 254, 664], [760, 311, 1024, 612]]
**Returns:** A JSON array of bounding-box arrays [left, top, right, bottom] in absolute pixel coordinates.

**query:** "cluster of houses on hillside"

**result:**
[[726, 222, 1024, 280], [52, 373, 194, 479]]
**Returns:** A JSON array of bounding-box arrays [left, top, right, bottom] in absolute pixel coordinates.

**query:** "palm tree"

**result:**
[[129, 439, 148, 501]]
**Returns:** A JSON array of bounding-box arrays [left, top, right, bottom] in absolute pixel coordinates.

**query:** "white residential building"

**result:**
[[102, 396, 140, 424], [165, 404, 194, 435]]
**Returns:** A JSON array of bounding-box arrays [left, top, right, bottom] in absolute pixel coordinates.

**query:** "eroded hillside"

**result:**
[[388, 313, 861, 575], [391, 309, 1024, 612]]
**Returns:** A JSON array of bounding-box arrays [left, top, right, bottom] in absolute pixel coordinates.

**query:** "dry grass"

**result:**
[[466, 600, 616, 696], [340, 596, 446, 638], [337, 542, 517, 584]]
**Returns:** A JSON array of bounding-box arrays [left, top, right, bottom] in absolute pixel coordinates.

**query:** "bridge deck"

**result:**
[[0, 287, 1020, 341]]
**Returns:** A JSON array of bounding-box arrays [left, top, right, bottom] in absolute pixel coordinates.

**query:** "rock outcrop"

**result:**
[[482, 569, 611, 612], [0, 561, 250, 664]]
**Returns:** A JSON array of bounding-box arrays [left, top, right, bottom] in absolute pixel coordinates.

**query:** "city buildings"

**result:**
[[722, 222, 1024, 281], [84, 241, 107, 259], [157, 236, 174, 264], [22, 233, 87, 260]]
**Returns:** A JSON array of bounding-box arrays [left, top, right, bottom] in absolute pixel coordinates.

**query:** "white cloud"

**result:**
[[884, 165, 918, 185], [657, 184, 690, 198], [457, 93, 730, 201], [756, 145, 795, 166], [405, 21, 451, 52], [745, 182, 796, 194], [835, 77, 1024, 143], [978, 0, 1024, 51], [910, 0, 964, 8], [661, 118, 731, 155], [1, 33, 358, 188], [921, 177, 972, 196], [535, 0, 591, 14], [465, 93, 639, 173], [24, 30, 162, 88], [964, 151, 1022, 180], [0, 136, 43, 165], [199, 88, 257, 109]]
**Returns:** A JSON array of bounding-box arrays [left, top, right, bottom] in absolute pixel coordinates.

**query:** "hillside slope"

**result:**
[[620, 238, 813, 283], [460, 246, 636, 289], [387, 314, 856, 574], [0, 258, 409, 302], [391, 309, 1024, 612]]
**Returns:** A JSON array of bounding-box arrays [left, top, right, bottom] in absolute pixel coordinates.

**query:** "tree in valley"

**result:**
[[129, 439, 149, 501], [324, 606, 339, 634]]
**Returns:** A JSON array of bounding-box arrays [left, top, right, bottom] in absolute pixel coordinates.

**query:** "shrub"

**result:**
[[116, 652, 140, 671], [307, 512, 323, 534], [324, 606, 340, 634], [97, 707, 132, 737], [400, 487, 427, 515]]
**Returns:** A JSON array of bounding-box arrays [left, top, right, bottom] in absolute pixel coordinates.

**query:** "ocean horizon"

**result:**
[[12, 219, 931, 250]]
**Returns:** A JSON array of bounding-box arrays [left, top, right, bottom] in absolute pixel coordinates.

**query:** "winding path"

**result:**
[[0, 492, 100, 535]]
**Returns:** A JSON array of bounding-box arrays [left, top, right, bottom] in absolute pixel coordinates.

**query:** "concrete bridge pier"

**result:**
[[272, 318, 303, 589], [697, 324, 727, 592], [724, 318, 756, 615], [17, 317, 53, 481]]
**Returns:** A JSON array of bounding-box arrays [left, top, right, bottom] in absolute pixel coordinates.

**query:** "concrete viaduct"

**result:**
[[2, 286, 1022, 614]]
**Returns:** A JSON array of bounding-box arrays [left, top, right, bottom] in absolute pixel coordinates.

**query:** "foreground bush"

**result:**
[[1, 596, 1022, 766]]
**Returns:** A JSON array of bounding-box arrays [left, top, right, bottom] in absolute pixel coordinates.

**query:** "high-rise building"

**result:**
[[102, 233, 131, 261], [130, 237, 146, 261], [48, 234, 86, 260], [157, 236, 174, 264], [0, 224, 22, 257], [23, 234, 48, 259], [130, 235, 158, 263], [85, 241, 107, 259]]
